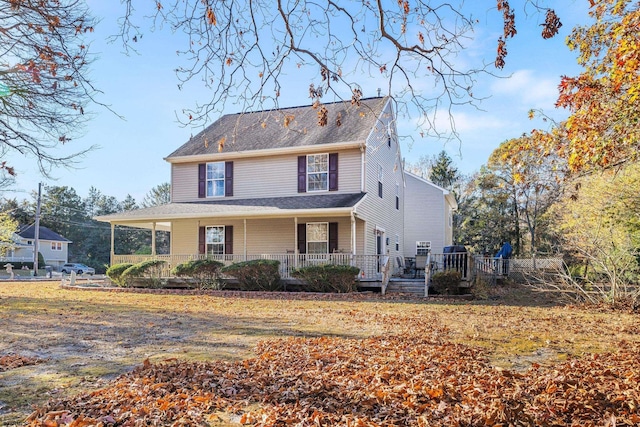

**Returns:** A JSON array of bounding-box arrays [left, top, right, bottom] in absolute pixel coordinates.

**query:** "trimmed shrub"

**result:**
[[172, 259, 224, 289], [121, 260, 166, 288], [292, 264, 360, 293], [106, 263, 134, 286], [221, 259, 282, 291], [106, 262, 133, 286], [430, 270, 462, 295]]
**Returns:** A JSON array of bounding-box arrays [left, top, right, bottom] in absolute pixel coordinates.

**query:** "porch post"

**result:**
[[243, 219, 247, 261], [351, 213, 356, 256], [151, 222, 157, 256], [110, 223, 115, 265], [294, 217, 298, 268]]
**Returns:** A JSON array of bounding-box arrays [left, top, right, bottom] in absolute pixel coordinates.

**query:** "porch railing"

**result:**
[[112, 253, 388, 280]]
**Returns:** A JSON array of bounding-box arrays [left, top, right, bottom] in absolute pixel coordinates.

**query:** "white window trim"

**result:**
[[51, 242, 62, 251], [205, 225, 225, 255], [206, 162, 225, 198], [306, 222, 329, 254], [307, 153, 329, 192], [416, 241, 431, 256]]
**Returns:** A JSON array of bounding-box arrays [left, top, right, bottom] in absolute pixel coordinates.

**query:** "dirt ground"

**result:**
[[1, 280, 638, 426]]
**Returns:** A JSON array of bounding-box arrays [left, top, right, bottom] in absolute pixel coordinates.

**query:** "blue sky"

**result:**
[[8, 1, 590, 203]]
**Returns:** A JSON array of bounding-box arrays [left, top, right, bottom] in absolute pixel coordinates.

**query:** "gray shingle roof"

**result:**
[[17, 225, 70, 242], [96, 193, 366, 222], [166, 97, 390, 158]]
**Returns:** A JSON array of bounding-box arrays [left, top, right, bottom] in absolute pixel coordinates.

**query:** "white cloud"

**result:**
[[490, 69, 559, 109]]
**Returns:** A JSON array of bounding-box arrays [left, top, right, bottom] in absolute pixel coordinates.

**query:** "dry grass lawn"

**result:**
[[1, 281, 638, 425]]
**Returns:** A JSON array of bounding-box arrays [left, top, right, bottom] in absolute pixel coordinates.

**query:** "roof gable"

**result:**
[[166, 97, 391, 159], [17, 225, 71, 242]]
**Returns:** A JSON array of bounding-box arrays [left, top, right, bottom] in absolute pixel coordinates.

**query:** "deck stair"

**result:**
[[385, 278, 426, 295]]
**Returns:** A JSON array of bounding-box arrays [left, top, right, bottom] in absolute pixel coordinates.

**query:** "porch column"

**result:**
[[294, 217, 298, 268], [151, 222, 157, 256], [243, 219, 247, 261], [351, 213, 356, 256], [110, 223, 115, 265]]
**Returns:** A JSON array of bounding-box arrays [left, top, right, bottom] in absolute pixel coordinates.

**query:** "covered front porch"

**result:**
[[111, 253, 389, 281]]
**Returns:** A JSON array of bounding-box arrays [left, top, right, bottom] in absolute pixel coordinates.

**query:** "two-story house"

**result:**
[[3, 225, 71, 268], [96, 96, 455, 279]]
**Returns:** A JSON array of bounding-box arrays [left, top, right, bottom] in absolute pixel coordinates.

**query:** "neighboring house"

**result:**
[[96, 97, 455, 278], [3, 225, 71, 268], [403, 172, 457, 257]]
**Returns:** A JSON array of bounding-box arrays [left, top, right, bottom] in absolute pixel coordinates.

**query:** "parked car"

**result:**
[[61, 263, 95, 275]]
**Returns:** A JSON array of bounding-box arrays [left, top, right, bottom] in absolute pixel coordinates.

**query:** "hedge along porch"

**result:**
[[96, 193, 391, 279]]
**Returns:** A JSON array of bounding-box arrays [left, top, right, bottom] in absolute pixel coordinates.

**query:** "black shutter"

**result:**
[[297, 223, 306, 253], [198, 164, 206, 198], [329, 153, 338, 191], [224, 226, 233, 255], [329, 222, 338, 253], [198, 226, 206, 254], [298, 156, 307, 193], [378, 181, 383, 198], [225, 161, 233, 197]]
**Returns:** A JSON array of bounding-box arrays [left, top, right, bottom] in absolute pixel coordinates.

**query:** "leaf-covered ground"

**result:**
[[26, 318, 640, 426], [1, 281, 639, 426]]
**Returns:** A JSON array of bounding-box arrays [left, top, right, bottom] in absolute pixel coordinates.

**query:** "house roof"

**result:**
[[17, 225, 71, 242], [95, 193, 367, 227], [166, 97, 391, 159]]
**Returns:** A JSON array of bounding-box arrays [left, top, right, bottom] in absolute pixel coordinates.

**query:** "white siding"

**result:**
[[171, 148, 362, 202], [353, 101, 405, 259], [403, 173, 449, 255]]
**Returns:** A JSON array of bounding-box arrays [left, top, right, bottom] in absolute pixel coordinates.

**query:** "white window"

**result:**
[[307, 222, 328, 254], [378, 165, 384, 198], [395, 182, 400, 210], [395, 234, 399, 251], [206, 226, 225, 255], [51, 242, 62, 251], [206, 162, 225, 197], [307, 154, 329, 192], [416, 241, 431, 256]]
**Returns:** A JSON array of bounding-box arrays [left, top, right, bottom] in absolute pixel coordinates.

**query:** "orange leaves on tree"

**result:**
[[206, 7, 217, 26]]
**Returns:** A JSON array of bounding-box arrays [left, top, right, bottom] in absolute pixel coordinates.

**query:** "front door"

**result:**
[[376, 229, 385, 273]]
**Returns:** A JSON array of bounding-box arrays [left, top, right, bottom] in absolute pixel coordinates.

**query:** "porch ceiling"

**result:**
[[94, 193, 366, 227]]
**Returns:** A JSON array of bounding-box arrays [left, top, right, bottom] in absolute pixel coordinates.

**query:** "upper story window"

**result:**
[[27, 240, 33, 245], [51, 242, 62, 251], [206, 226, 225, 255], [207, 162, 225, 197], [395, 182, 400, 210], [298, 153, 338, 193], [378, 165, 384, 198], [199, 161, 233, 198], [307, 154, 329, 192]]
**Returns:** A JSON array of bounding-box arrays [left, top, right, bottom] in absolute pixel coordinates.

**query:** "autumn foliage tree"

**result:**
[[555, 0, 640, 171], [0, 0, 98, 176], [486, 134, 567, 255]]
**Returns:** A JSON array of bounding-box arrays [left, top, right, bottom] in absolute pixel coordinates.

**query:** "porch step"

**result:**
[[386, 279, 427, 295]]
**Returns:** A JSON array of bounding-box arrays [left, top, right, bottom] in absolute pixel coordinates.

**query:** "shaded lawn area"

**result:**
[[1, 281, 639, 426]]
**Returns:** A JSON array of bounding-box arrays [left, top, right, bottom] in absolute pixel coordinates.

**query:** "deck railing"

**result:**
[[112, 253, 387, 280]]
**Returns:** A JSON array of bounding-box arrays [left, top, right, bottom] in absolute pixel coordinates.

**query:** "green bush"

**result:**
[[172, 259, 224, 289], [121, 260, 166, 288], [106, 263, 134, 286], [221, 259, 282, 291], [292, 264, 360, 293], [430, 270, 462, 295]]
